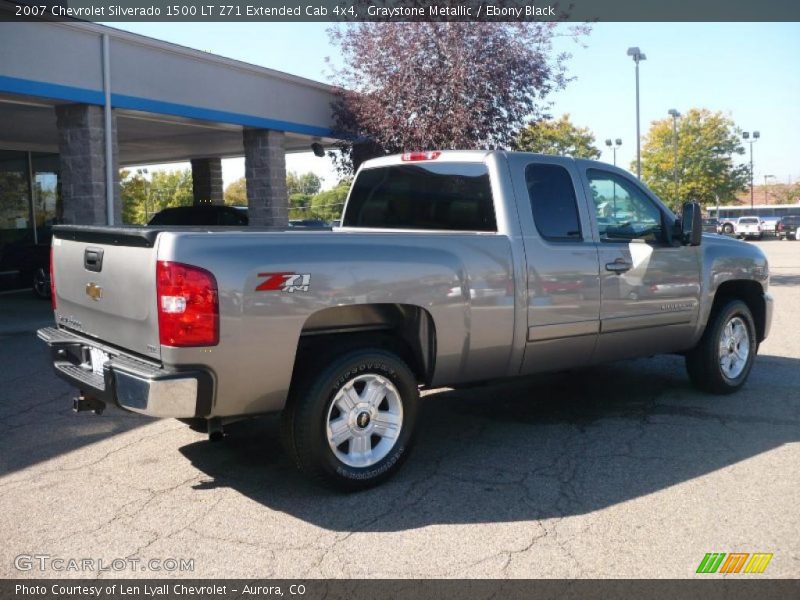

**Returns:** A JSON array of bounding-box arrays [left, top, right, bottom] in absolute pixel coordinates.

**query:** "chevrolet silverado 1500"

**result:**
[[39, 151, 773, 489]]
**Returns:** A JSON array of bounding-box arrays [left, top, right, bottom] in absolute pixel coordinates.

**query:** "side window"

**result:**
[[525, 164, 582, 241], [586, 169, 664, 242]]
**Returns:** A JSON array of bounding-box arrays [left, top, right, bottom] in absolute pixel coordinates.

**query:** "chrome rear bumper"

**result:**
[[37, 326, 213, 418]]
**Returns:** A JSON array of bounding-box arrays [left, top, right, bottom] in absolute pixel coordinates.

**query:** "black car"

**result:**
[[148, 205, 248, 226], [701, 218, 720, 234], [0, 237, 52, 299], [288, 219, 331, 229], [776, 215, 800, 240]]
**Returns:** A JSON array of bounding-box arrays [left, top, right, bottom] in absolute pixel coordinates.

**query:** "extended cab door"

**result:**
[[576, 165, 702, 361], [507, 155, 601, 374]]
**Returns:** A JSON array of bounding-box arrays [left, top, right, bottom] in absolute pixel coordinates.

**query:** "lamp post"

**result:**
[[668, 109, 681, 205], [605, 138, 622, 166], [764, 174, 774, 204], [627, 47, 646, 179], [742, 131, 760, 209]]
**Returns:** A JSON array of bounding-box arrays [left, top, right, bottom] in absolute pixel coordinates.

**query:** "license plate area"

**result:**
[[89, 347, 110, 375]]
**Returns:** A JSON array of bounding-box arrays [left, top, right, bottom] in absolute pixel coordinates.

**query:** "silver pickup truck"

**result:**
[[39, 151, 773, 489]]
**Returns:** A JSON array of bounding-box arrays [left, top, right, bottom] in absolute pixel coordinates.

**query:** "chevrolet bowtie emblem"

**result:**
[[85, 282, 103, 301]]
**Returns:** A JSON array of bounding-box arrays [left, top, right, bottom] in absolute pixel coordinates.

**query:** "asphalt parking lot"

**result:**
[[1, 239, 798, 579]]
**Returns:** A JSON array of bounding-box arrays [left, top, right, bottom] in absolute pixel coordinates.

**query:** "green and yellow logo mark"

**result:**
[[696, 552, 773, 574]]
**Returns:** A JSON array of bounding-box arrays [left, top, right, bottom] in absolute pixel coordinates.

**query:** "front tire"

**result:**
[[282, 347, 419, 491], [685, 300, 757, 394]]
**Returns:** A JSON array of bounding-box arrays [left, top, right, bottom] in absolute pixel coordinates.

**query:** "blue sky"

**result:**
[[106, 22, 800, 189]]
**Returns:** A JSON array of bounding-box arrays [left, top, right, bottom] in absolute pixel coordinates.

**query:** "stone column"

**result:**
[[190, 157, 224, 205], [55, 104, 120, 225], [243, 128, 287, 227]]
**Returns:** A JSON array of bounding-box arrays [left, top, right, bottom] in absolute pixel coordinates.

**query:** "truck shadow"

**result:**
[[180, 353, 800, 532], [0, 293, 153, 476]]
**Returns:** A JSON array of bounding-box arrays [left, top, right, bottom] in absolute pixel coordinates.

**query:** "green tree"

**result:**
[[308, 180, 350, 221], [639, 108, 749, 210], [286, 172, 322, 196], [288, 193, 313, 220], [513, 114, 601, 159], [121, 169, 193, 224], [224, 177, 247, 205]]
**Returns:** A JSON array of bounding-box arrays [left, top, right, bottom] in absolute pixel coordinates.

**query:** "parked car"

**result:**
[[735, 216, 762, 240], [776, 215, 800, 240], [702, 218, 720, 234], [719, 217, 737, 234], [288, 219, 331, 229], [148, 205, 248, 226], [0, 237, 52, 299], [39, 151, 773, 490], [759, 216, 781, 236]]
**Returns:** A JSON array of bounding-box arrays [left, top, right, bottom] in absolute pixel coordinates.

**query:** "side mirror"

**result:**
[[681, 201, 703, 246]]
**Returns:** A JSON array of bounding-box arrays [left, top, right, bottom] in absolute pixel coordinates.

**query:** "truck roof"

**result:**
[[358, 150, 614, 171]]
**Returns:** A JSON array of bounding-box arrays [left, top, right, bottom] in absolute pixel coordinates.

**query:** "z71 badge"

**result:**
[[256, 272, 311, 293]]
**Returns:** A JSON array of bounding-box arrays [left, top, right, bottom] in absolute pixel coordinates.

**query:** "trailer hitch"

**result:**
[[73, 394, 105, 415]]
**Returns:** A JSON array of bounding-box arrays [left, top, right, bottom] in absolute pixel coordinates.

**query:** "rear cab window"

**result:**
[[525, 164, 582, 242], [342, 162, 496, 231]]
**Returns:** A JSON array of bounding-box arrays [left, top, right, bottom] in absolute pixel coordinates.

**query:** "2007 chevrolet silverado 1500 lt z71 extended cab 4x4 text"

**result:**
[[39, 151, 773, 489]]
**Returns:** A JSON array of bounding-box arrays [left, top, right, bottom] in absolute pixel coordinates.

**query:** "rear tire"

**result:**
[[685, 300, 757, 394], [282, 347, 419, 491], [723, 223, 734, 234]]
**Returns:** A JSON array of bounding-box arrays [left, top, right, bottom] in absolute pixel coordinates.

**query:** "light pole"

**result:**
[[742, 131, 760, 209], [764, 174, 774, 204], [605, 138, 622, 166], [627, 47, 646, 179], [668, 109, 681, 204]]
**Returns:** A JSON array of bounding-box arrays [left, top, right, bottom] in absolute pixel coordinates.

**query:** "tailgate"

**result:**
[[52, 226, 161, 360]]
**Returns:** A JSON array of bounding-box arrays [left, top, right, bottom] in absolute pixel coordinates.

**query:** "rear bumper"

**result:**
[[763, 292, 774, 342], [37, 326, 213, 418]]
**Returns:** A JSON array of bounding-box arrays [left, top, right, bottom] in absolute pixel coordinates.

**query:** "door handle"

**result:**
[[605, 259, 632, 274]]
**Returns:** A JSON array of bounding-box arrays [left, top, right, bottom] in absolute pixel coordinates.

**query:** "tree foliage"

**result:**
[[328, 21, 587, 173], [308, 180, 351, 222], [286, 171, 322, 196], [772, 182, 800, 205], [639, 108, 749, 210], [223, 177, 247, 206], [288, 193, 313, 220], [121, 169, 193, 224], [513, 114, 600, 159]]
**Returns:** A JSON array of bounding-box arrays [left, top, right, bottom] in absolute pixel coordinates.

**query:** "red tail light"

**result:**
[[50, 245, 57, 310], [401, 151, 441, 161], [156, 261, 219, 347]]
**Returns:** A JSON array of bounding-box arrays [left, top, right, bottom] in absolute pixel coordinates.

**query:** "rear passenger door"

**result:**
[[508, 155, 601, 375], [578, 166, 702, 361]]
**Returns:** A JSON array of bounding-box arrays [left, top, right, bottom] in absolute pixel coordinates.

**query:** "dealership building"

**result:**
[[0, 4, 337, 287]]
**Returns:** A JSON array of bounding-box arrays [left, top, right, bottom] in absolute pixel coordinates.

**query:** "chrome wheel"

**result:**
[[718, 316, 750, 380], [326, 373, 403, 468]]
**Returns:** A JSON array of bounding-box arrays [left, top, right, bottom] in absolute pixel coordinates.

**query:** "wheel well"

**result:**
[[711, 280, 767, 342], [294, 304, 436, 385]]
